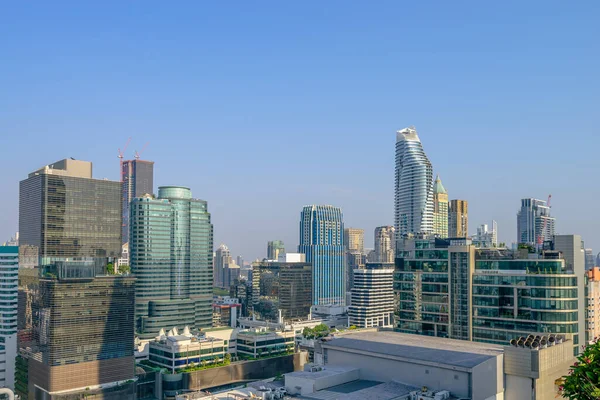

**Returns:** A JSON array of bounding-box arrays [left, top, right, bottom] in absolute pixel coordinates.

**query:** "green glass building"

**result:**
[[394, 234, 585, 355], [130, 186, 213, 339]]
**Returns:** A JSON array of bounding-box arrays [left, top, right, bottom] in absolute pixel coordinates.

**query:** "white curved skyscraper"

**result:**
[[395, 127, 434, 237]]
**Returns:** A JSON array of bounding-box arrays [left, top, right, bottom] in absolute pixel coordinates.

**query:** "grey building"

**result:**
[[374, 226, 395, 263], [129, 186, 213, 339], [267, 240, 286, 260], [517, 198, 555, 245], [17, 159, 135, 399], [252, 254, 312, 322], [585, 248, 595, 270], [121, 159, 154, 244]]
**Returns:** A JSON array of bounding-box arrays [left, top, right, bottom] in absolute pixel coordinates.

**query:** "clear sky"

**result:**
[[1, 1, 599, 261]]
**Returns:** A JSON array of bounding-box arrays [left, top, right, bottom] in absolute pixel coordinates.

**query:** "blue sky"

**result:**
[[1, 2, 599, 261]]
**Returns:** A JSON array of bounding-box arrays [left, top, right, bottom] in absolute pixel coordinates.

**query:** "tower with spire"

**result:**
[[433, 175, 448, 238]]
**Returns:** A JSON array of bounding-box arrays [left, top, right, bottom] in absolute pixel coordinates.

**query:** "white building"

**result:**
[[395, 127, 434, 237], [117, 242, 129, 267], [374, 226, 394, 263], [472, 220, 498, 248], [348, 264, 394, 328], [0, 246, 18, 389], [517, 198, 555, 245]]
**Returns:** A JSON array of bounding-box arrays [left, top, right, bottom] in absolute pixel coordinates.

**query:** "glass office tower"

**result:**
[[298, 205, 345, 305], [130, 186, 213, 339]]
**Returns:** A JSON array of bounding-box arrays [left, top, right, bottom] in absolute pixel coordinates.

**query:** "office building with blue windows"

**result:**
[[298, 205, 345, 306], [130, 186, 214, 339]]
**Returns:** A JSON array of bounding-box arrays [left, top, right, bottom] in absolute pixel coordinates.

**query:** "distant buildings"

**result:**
[[0, 246, 18, 390], [130, 186, 213, 339], [267, 240, 286, 260], [448, 199, 468, 238], [374, 226, 395, 263], [348, 263, 394, 328], [121, 158, 154, 244], [344, 228, 364, 253], [394, 127, 434, 236], [472, 221, 498, 248], [214, 244, 240, 289], [299, 205, 345, 305], [517, 198, 555, 245], [252, 253, 312, 321], [432, 175, 448, 238], [585, 248, 595, 270], [17, 158, 135, 399], [2, 232, 18, 247], [344, 228, 365, 291]]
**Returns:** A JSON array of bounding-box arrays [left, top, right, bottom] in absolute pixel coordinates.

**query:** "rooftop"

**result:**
[[323, 331, 503, 369], [286, 365, 357, 380]]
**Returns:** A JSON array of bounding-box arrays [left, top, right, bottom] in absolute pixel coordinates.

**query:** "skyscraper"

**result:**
[[130, 186, 213, 339], [0, 246, 18, 390], [344, 228, 364, 254], [374, 226, 395, 263], [18, 158, 135, 399], [449, 199, 469, 238], [121, 159, 154, 244], [298, 205, 345, 305], [214, 244, 231, 288], [267, 240, 286, 260], [432, 175, 448, 238], [517, 198, 555, 245], [394, 126, 434, 237]]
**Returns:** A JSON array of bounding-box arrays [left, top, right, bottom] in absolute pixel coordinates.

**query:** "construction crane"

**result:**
[[118, 137, 132, 161], [134, 142, 149, 160], [537, 194, 552, 247]]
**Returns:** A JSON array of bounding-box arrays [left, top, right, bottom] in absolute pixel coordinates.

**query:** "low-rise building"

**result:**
[[237, 329, 295, 359], [148, 327, 227, 373], [212, 296, 241, 328], [586, 267, 600, 343]]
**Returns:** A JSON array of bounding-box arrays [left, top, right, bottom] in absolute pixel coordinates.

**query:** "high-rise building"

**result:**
[[0, 246, 18, 390], [345, 251, 365, 292], [374, 226, 395, 263], [394, 127, 434, 237], [17, 158, 136, 399], [394, 234, 586, 355], [237, 255, 245, 268], [130, 186, 213, 339], [121, 159, 154, 244], [448, 199, 468, 238], [299, 205, 345, 305], [432, 175, 448, 238], [585, 248, 595, 270], [517, 198, 555, 245], [214, 244, 239, 289], [586, 267, 600, 343], [472, 221, 498, 248], [348, 263, 394, 328], [344, 228, 364, 254], [395, 236, 474, 341], [267, 240, 285, 260], [251, 254, 312, 322]]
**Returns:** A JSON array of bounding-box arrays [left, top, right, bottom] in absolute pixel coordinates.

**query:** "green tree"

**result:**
[[559, 339, 600, 399], [224, 353, 231, 365]]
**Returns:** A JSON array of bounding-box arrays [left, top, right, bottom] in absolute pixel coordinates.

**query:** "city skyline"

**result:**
[[1, 2, 599, 261]]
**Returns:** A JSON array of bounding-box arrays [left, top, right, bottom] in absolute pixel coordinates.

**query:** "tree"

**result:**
[[224, 353, 231, 364], [558, 339, 600, 399]]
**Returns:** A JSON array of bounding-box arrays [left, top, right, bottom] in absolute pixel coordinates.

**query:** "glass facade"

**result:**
[[33, 276, 135, 366], [122, 159, 154, 245], [298, 205, 345, 305], [472, 257, 580, 351], [130, 186, 213, 339], [19, 174, 122, 258], [395, 127, 434, 236], [251, 261, 312, 321]]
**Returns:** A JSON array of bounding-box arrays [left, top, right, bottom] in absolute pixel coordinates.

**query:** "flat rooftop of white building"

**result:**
[[323, 331, 504, 369], [286, 365, 358, 380]]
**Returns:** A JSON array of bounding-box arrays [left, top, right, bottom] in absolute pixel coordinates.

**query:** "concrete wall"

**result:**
[[163, 352, 307, 394], [285, 368, 359, 396], [505, 375, 532, 400], [325, 348, 474, 398], [471, 355, 504, 400]]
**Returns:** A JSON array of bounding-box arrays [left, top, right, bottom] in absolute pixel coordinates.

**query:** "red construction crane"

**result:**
[[134, 142, 149, 160], [537, 194, 552, 246], [118, 137, 132, 161]]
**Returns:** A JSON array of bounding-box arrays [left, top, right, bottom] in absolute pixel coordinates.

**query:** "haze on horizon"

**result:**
[[1, 2, 598, 261]]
